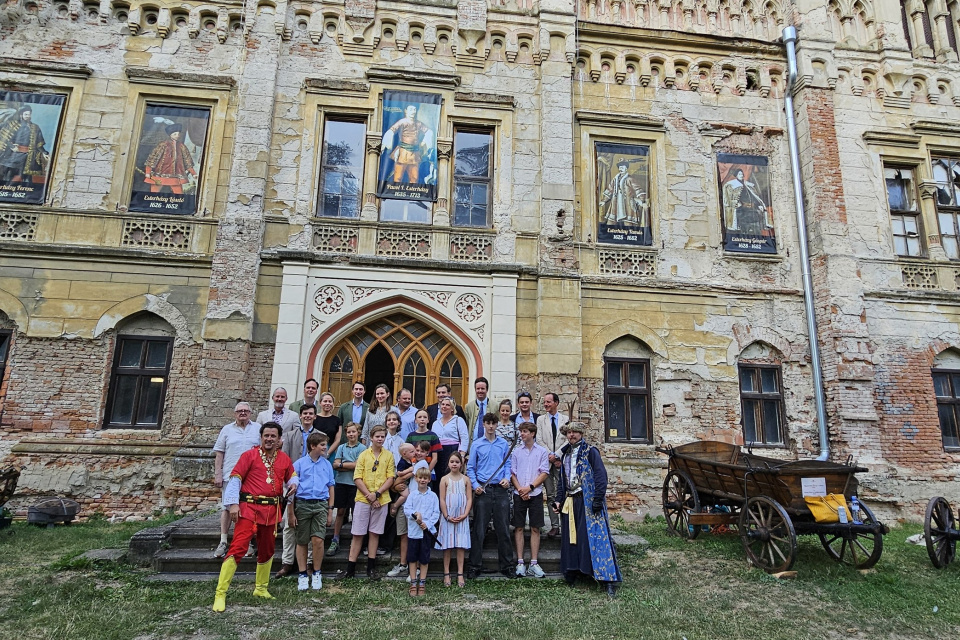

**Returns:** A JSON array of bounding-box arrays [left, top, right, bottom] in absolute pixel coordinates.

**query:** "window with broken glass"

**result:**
[[885, 166, 924, 257], [933, 157, 960, 259]]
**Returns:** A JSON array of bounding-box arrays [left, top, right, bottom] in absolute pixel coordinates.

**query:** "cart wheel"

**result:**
[[819, 501, 884, 569], [738, 496, 797, 573], [662, 469, 701, 539], [924, 496, 956, 569]]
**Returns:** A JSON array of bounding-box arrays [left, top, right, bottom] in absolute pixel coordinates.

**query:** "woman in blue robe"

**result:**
[[554, 421, 622, 597]]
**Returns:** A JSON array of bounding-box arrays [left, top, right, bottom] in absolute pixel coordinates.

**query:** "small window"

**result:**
[[933, 369, 960, 449], [104, 336, 173, 428], [885, 166, 924, 257], [318, 118, 366, 218], [739, 364, 785, 446], [933, 157, 960, 259], [604, 358, 652, 443], [452, 128, 493, 227], [0, 330, 10, 377]]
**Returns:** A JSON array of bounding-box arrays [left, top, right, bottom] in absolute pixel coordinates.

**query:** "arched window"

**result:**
[[738, 341, 785, 446], [104, 313, 175, 429], [603, 336, 653, 443], [932, 348, 960, 449], [402, 349, 428, 409]]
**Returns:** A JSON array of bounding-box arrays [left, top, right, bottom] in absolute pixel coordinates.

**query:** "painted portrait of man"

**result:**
[[0, 91, 66, 205], [596, 142, 652, 246], [718, 154, 776, 254], [377, 91, 441, 202]]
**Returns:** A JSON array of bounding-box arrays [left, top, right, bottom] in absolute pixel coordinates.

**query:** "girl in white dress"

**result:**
[[437, 451, 472, 587]]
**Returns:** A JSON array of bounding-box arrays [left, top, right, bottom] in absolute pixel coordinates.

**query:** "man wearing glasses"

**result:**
[[212, 402, 262, 558]]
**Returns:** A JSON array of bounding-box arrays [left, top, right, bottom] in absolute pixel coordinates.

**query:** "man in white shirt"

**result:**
[[256, 387, 301, 433], [212, 402, 261, 558], [535, 393, 568, 538]]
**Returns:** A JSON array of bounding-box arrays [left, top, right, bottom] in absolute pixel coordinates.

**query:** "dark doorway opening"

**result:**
[[363, 343, 395, 403]]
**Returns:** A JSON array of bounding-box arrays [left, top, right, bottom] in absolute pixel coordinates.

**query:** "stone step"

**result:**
[[152, 546, 563, 575]]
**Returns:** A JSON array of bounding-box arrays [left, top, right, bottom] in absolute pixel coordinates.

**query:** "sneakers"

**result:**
[[387, 563, 408, 577], [527, 562, 545, 578], [213, 541, 228, 558], [297, 574, 310, 591], [515, 562, 527, 578], [311, 573, 323, 590], [325, 539, 340, 557], [376, 547, 387, 557], [245, 542, 255, 557]]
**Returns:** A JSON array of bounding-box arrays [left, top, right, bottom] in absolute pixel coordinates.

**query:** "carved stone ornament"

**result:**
[[417, 290, 453, 306], [455, 293, 484, 322], [351, 286, 385, 303], [314, 285, 345, 314]]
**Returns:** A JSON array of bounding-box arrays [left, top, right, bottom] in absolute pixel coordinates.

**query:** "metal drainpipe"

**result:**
[[783, 26, 830, 461]]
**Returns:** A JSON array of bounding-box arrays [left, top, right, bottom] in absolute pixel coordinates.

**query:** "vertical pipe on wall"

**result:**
[[782, 26, 831, 461]]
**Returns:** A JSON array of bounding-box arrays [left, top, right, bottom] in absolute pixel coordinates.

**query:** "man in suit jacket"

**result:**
[[289, 379, 319, 415], [463, 377, 491, 441], [509, 391, 541, 428], [535, 392, 568, 537], [256, 387, 302, 434], [337, 381, 369, 428], [425, 382, 467, 424]]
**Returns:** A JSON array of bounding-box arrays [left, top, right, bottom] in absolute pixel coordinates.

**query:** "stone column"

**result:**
[[195, 12, 282, 431], [490, 273, 519, 399], [270, 260, 311, 396]]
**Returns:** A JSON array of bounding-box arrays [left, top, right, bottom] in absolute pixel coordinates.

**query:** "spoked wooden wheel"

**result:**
[[738, 496, 797, 573], [924, 496, 956, 569], [662, 469, 701, 539], [819, 501, 884, 569]]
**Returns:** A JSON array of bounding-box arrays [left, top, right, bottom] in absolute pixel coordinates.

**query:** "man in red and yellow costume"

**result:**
[[212, 421, 297, 612], [143, 123, 197, 194]]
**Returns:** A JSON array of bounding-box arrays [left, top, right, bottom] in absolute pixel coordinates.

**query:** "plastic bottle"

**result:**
[[850, 496, 862, 524], [838, 504, 848, 524]]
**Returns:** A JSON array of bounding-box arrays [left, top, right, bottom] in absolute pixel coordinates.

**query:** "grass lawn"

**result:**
[[0, 516, 958, 639]]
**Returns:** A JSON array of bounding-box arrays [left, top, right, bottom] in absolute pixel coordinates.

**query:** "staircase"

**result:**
[[130, 512, 564, 579]]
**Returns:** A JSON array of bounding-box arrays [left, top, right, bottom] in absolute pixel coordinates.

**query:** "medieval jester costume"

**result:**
[[555, 421, 622, 597]]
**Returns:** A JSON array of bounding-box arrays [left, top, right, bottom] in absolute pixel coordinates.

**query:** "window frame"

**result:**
[[451, 126, 494, 228], [103, 334, 173, 429], [738, 363, 786, 447], [603, 357, 653, 443], [933, 155, 960, 260], [932, 368, 960, 450], [316, 115, 368, 219], [884, 164, 926, 258], [0, 330, 10, 374]]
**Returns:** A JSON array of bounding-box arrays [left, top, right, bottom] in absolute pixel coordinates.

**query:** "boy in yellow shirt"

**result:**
[[345, 424, 395, 578]]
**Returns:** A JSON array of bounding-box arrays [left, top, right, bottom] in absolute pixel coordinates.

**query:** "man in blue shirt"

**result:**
[[337, 381, 369, 428], [466, 412, 516, 579], [394, 388, 419, 439], [289, 431, 336, 591]]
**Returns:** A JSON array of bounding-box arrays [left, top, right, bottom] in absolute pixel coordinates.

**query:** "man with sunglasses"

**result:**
[[212, 402, 262, 558]]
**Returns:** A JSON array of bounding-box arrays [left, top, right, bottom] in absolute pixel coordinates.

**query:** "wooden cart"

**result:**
[[657, 441, 888, 573]]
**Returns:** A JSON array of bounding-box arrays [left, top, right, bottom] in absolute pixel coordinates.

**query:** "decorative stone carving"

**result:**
[[350, 286, 384, 303], [450, 233, 493, 262], [121, 219, 193, 250], [901, 264, 938, 289], [313, 225, 359, 254], [455, 293, 484, 322], [376, 229, 431, 258], [314, 285, 345, 314], [599, 249, 656, 277], [311, 315, 323, 332], [417, 290, 452, 306], [472, 324, 485, 342], [0, 212, 38, 241]]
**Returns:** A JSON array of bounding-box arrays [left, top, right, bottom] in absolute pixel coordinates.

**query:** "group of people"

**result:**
[[210, 377, 622, 612]]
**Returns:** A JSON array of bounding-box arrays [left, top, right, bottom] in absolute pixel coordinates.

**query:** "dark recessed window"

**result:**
[[104, 336, 172, 429], [0, 330, 10, 378], [933, 157, 960, 259], [453, 128, 493, 227], [933, 369, 960, 449], [739, 364, 785, 446], [604, 358, 652, 443]]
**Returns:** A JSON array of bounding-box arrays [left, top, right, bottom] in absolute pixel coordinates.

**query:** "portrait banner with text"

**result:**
[[128, 103, 210, 215], [596, 142, 652, 246], [377, 91, 441, 202], [0, 91, 66, 205], [718, 153, 777, 254]]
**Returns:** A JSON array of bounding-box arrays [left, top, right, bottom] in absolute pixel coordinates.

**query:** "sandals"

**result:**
[[409, 582, 418, 597], [417, 580, 426, 596], [457, 572, 465, 588], [443, 572, 452, 587]]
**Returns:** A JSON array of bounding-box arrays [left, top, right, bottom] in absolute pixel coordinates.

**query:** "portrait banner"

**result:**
[[377, 91, 441, 202], [128, 103, 210, 215], [596, 142, 652, 246], [0, 91, 66, 205], [718, 153, 776, 254]]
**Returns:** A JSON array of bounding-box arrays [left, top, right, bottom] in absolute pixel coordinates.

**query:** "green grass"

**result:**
[[0, 517, 959, 639]]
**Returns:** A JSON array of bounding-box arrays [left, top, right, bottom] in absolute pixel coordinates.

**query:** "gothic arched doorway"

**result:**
[[321, 312, 470, 408]]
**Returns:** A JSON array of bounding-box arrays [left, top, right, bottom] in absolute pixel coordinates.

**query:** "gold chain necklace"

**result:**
[[259, 447, 277, 485]]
